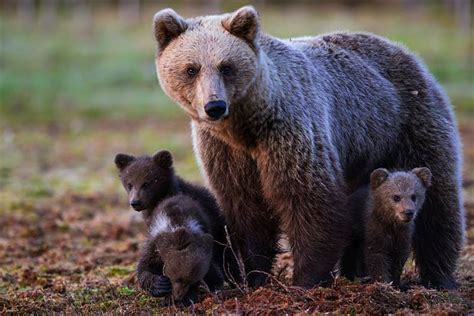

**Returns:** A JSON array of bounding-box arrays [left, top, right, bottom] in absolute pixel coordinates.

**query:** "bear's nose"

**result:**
[[130, 200, 142, 211], [204, 100, 227, 120], [404, 209, 415, 220]]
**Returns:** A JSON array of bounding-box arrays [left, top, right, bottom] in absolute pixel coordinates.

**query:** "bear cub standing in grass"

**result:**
[[341, 167, 432, 286], [115, 150, 238, 303]]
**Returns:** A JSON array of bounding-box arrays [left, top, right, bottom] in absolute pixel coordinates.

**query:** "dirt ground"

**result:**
[[0, 116, 472, 314]]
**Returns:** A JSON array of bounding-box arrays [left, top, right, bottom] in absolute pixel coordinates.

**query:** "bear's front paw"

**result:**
[[150, 275, 172, 297]]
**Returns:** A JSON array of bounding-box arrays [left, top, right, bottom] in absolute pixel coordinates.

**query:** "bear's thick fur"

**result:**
[[341, 168, 432, 286], [115, 150, 224, 229], [153, 6, 464, 289], [139, 195, 224, 305], [115, 151, 239, 296]]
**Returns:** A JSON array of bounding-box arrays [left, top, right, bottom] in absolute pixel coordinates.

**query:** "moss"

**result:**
[[106, 266, 134, 278], [117, 286, 136, 297]]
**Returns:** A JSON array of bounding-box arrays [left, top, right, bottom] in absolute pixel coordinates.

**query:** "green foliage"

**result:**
[[107, 266, 134, 278], [0, 5, 472, 125], [117, 286, 136, 297]]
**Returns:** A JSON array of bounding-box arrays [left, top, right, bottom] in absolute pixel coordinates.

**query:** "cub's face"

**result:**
[[155, 229, 214, 301], [154, 6, 260, 124], [114, 151, 174, 212], [370, 168, 432, 224]]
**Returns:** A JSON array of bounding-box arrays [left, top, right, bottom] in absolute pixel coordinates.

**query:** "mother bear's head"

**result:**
[[153, 6, 261, 123]]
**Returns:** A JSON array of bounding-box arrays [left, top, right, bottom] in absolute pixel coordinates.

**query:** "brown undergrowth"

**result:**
[[0, 190, 472, 314], [0, 118, 473, 313]]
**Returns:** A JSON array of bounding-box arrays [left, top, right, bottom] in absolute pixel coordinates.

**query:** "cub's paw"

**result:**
[[150, 275, 172, 297]]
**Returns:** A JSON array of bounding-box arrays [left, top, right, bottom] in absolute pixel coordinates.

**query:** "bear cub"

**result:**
[[342, 167, 432, 286], [138, 195, 224, 304], [115, 150, 182, 226], [114, 150, 238, 302]]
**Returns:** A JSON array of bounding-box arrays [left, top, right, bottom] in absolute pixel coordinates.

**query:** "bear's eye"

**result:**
[[127, 183, 132, 191], [220, 65, 233, 76], [186, 67, 198, 77], [411, 194, 417, 202], [393, 195, 401, 202], [142, 182, 150, 189]]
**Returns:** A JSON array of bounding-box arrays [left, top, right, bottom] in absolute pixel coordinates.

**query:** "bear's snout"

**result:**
[[402, 209, 415, 222], [204, 100, 228, 120], [130, 200, 143, 211]]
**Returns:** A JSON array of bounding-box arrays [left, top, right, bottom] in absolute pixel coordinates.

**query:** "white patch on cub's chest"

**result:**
[[150, 213, 174, 236], [150, 213, 203, 237]]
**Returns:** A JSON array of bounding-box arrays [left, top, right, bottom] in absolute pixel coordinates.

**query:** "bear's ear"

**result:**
[[370, 168, 390, 190], [115, 153, 135, 171], [412, 167, 432, 188], [154, 233, 172, 256], [153, 150, 173, 169], [172, 228, 193, 251], [222, 6, 260, 48], [153, 8, 188, 52]]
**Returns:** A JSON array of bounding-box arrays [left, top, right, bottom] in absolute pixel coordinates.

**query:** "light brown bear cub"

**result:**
[[341, 167, 432, 286]]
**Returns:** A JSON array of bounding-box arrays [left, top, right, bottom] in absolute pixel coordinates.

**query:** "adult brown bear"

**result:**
[[152, 6, 464, 289]]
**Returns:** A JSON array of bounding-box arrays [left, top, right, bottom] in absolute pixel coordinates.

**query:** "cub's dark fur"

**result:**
[[139, 195, 224, 304], [115, 150, 219, 228], [341, 168, 432, 286], [114, 150, 239, 300]]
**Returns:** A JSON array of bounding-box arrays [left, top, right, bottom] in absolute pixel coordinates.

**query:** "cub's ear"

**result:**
[[155, 230, 191, 252], [370, 168, 390, 190], [154, 233, 172, 256], [115, 153, 135, 171], [172, 228, 193, 251], [222, 6, 260, 48], [412, 167, 432, 188], [153, 150, 173, 169], [153, 8, 188, 51]]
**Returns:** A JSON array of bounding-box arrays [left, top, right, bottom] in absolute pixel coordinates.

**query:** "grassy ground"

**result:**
[[1, 3, 473, 313]]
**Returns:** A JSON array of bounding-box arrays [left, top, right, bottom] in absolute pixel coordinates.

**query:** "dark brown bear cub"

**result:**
[[138, 195, 224, 304], [341, 167, 432, 286], [114, 150, 239, 301], [115, 150, 180, 226]]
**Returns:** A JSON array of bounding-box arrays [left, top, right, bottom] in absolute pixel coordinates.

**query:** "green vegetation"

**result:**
[[0, 5, 472, 126]]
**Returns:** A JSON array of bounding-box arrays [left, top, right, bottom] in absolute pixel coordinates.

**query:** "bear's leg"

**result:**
[[242, 218, 280, 286], [365, 252, 392, 283], [203, 262, 224, 291], [283, 200, 350, 288], [340, 234, 364, 280], [212, 185, 280, 288], [255, 139, 351, 287], [137, 244, 171, 297], [413, 171, 464, 289], [194, 128, 279, 287]]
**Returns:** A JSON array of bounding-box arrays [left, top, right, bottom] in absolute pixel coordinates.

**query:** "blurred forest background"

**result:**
[[0, 0, 473, 313]]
